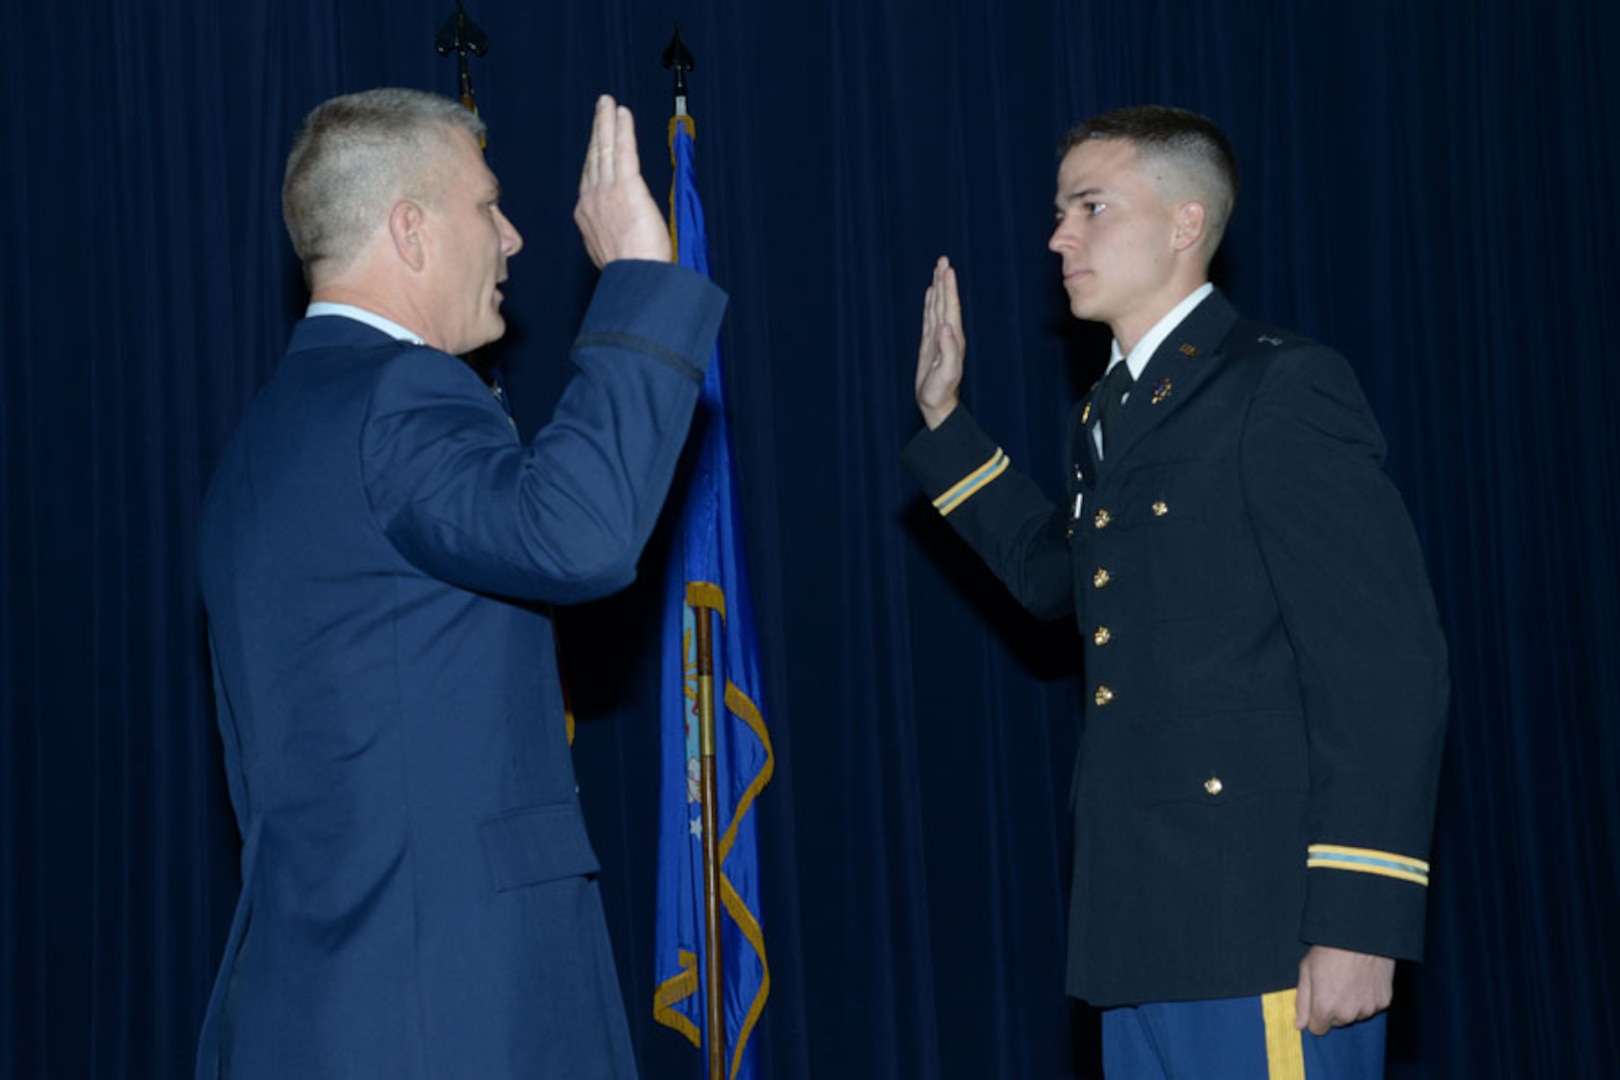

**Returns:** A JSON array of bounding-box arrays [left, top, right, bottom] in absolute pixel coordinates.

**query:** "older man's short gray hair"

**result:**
[[282, 88, 486, 276]]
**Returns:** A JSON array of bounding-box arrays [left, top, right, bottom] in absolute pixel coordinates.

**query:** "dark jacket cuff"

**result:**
[[900, 406, 1003, 505], [576, 261, 728, 384]]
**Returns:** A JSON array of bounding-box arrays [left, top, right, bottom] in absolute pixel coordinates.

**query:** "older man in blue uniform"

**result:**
[[903, 106, 1447, 1077], [195, 89, 726, 1078]]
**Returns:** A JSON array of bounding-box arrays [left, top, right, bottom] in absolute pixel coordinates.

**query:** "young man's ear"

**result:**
[[1172, 201, 1207, 253]]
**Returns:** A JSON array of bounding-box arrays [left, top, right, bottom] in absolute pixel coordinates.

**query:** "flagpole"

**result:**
[[693, 602, 726, 1080], [664, 30, 725, 1080], [435, 1, 490, 147]]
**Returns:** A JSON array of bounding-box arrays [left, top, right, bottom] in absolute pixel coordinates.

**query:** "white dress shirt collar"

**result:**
[[1104, 282, 1215, 381], [305, 302, 426, 346]]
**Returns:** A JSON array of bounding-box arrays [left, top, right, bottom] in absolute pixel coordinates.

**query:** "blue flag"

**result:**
[[654, 113, 773, 1080]]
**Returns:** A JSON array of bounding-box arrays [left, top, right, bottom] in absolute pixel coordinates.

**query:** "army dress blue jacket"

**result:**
[[902, 289, 1448, 1007]]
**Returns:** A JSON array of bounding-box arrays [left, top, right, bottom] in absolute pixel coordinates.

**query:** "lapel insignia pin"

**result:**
[[1151, 377, 1172, 404], [1081, 401, 1092, 424], [1179, 343, 1198, 357]]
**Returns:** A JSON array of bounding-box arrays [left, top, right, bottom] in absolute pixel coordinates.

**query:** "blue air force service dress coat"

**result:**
[[195, 261, 726, 1078], [902, 289, 1448, 1007]]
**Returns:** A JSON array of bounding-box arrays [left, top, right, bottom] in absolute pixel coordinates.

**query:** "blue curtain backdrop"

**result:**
[[4, 1, 1617, 1077]]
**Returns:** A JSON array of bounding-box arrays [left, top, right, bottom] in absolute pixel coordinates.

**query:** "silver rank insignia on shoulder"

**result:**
[[1150, 377, 1172, 404], [1257, 334, 1284, 346]]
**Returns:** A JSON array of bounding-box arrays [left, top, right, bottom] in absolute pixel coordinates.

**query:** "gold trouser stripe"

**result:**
[[1262, 989, 1306, 1080]]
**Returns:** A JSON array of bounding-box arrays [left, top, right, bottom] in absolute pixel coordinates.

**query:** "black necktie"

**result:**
[[1096, 362, 1135, 452]]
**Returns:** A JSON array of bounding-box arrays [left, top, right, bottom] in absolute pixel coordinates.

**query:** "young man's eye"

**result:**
[[1085, 201, 1107, 217]]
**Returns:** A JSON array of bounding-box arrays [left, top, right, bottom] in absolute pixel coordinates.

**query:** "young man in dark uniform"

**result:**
[[903, 106, 1447, 1078]]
